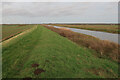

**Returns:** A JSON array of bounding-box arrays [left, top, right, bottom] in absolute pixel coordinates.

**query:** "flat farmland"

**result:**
[[2, 24, 34, 41], [51, 24, 119, 34]]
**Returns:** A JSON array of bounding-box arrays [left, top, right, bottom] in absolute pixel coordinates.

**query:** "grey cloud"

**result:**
[[3, 2, 91, 17], [2, 2, 118, 24]]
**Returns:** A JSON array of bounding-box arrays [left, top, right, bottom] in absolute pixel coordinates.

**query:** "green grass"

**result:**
[[2, 24, 34, 40], [2, 25, 118, 78]]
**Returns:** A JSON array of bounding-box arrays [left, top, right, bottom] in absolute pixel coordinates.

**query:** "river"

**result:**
[[50, 25, 119, 44]]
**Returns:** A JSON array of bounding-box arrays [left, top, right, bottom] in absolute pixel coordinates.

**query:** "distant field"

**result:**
[[2, 24, 34, 41], [2, 25, 118, 78], [51, 24, 119, 34]]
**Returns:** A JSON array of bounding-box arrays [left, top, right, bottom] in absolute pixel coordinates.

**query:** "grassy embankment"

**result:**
[[2, 24, 34, 42], [44, 25, 119, 62], [2, 25, 118, 78], [51, 24, 119, 34]]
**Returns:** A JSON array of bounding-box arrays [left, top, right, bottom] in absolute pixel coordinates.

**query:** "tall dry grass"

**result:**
[[44, 25, 120, 62]]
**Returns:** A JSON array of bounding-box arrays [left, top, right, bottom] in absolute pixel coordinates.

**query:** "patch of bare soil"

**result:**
[[34, 68, 45, 75], [31, 63, 39, 68]]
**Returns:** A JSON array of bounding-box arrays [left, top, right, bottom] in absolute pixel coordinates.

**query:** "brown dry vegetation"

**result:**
[[44, 25, 120, 62], [51, 24, 119, 34]]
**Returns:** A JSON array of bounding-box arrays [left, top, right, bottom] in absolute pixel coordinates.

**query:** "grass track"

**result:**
[[2, 25, 118, 78]]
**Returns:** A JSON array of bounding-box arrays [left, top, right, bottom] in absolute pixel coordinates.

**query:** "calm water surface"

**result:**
[[50, 25, 119, 44]]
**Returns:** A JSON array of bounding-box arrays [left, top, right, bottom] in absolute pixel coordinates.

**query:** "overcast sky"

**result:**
[[2, 2, 118, 24]]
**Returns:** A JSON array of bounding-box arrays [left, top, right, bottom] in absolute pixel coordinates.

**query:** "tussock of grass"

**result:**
[[44, 25, 120, 62]]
